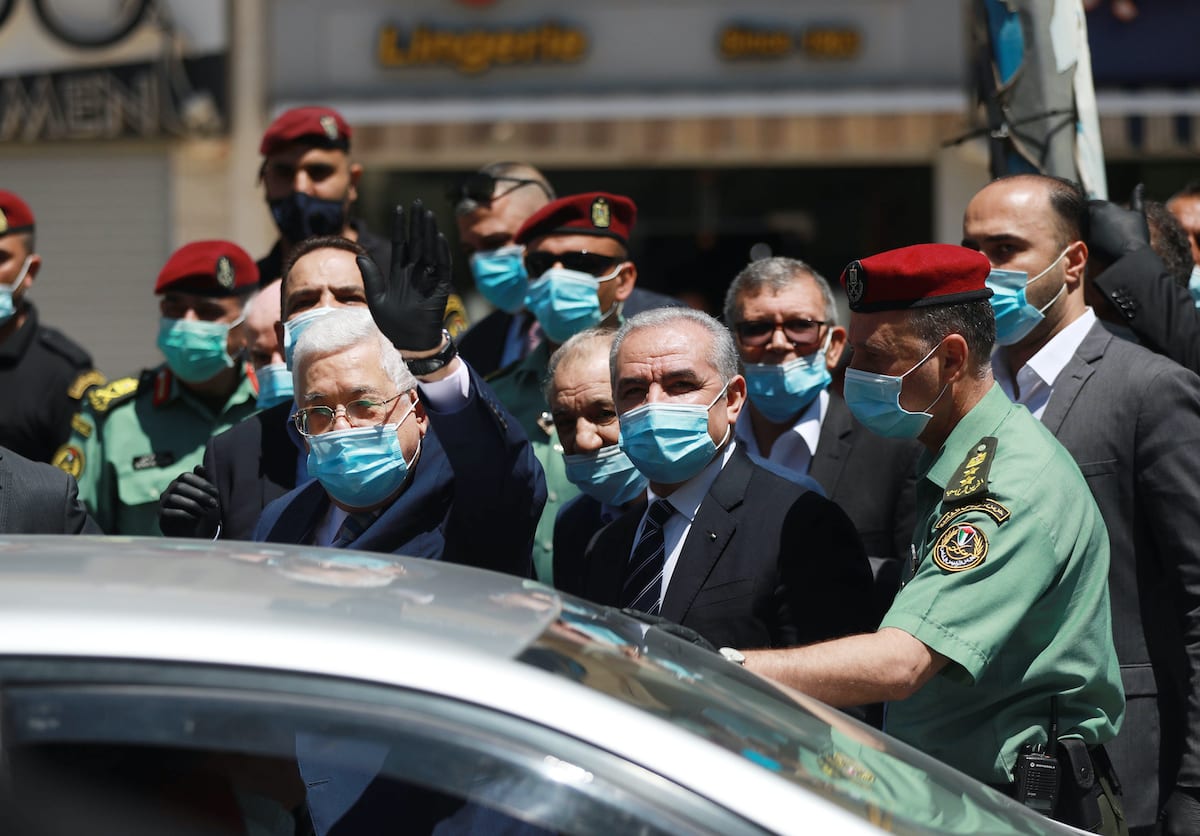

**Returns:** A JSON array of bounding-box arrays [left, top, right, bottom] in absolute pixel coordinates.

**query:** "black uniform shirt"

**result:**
[[0, 304, 102, 463]]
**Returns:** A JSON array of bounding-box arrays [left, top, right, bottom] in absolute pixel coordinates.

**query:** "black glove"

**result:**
[[1161, 786, 1200, 836], [1088, 183, 1150, 264], [358, 200, 453, 353], [619, 607, 719, 653], [158, 465, 221, 538]]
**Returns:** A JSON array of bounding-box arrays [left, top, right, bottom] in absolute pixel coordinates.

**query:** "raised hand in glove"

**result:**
[[1161, 786, 1200, 836], [158, 464, 221, 538], [1088, 183, 1150, 264], [620, 607, 719, 653], [358, 200, 453, 353]]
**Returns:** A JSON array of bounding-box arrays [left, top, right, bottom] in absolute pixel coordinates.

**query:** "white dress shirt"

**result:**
[[994, 308, 1096, 418], [734, 389, 827, 476], [632, 439, 737, 608]]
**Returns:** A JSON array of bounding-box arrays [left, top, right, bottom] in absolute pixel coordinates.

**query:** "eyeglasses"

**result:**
[[293, 393, 405, 437], [524, 250, 621, 279], [446, 172, 553, 208], [734, 319, 827, 348]]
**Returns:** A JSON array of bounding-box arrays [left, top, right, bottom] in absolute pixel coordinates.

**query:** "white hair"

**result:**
[[291, 308, 416, 395]]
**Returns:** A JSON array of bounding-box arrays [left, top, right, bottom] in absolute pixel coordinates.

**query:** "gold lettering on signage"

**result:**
[[719, 26, 793, 60], [799, 28, 861, 59], [378, 22, 588, 75]]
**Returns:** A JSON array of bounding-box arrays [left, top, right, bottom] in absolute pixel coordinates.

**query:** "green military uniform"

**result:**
[[487, 341, 579, 584], [54, 364, 258, 536], [880, 384, 1124, 786]]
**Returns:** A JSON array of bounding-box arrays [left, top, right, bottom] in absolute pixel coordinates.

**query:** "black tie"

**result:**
[[620, 499, 674, 614]]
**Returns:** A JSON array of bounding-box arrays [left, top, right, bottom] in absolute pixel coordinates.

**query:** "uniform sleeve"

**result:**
[[880, 502, 1061, 684], [53, 404, 116, 533]]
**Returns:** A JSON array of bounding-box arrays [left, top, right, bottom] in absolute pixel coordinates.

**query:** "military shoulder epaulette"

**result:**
[[67, 369, 107, 400], [942, 436, 997, 505], [86, 375, 140, 414], [36, 325, 93, 367]]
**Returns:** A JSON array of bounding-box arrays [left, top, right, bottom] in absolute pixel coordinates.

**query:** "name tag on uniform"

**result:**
[[131, 451, 176, 471]]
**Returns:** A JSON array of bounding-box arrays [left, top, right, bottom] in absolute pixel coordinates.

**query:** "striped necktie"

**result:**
[[333, 511, 378, 548], [620, 499, 674, 614]]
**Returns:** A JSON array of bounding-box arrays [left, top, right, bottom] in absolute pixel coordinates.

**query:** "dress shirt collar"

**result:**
[[734, 388, 827, 460], [995, 308, 1096, 398], [646, 437, 737, 523]]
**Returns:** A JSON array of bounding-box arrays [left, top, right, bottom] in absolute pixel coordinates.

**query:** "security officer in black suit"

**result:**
[[0, 190, 104, 463]]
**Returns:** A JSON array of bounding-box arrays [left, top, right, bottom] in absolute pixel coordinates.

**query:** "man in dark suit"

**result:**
[[0, 444, 99, 533], [580, 307, 875, 652], [723, 257, 920, 617], [963, 173, 1200, 835], [254, 204, 545, 578]]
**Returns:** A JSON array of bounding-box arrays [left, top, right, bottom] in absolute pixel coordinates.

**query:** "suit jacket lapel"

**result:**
[[1041, 322, 1106, 435], [269, 480, 328, 544], [590, 511, 640, 606], [660, 448, 749, 623], [809, 394, 853, 495]]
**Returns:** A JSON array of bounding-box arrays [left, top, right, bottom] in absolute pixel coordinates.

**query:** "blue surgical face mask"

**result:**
[[283, 306, 335, 368], [1188, 264, 1200, 308], [471, 245, 528, 314], [255, 362, 294, 409], [563, 445, 649, 506], [156, 315, 243, 383], [985, 247, 1069, 346], [269, 192, 346, 243], [842, 343, 946, 440], [306, 403, 418, 509], [618, 384, 730, 485], [0, 255, 32, 325], [524, 264, 621, 344], [743, 333, 832, 424]]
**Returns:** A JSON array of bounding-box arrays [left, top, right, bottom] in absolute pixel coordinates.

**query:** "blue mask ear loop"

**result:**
[[900, 341, 950, 416], [1024, 245, 1072, 315], [595, 261, 627, 322]]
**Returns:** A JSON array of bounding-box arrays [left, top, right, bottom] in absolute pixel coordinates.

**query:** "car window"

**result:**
[[518, 597, 1051, 836], [0, 664, 764, 836]]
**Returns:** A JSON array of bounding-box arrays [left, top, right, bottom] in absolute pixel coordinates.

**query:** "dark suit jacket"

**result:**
[[202, 401, 299, 541], [460, 287, 682, 377], [0, 445, 100, 534], [1093, 247, 1200, 375], [808, 394, 921, 616], [1038, 321, 1200, 826], [254, 366, 546, 578], [580, 446, 875, 651]]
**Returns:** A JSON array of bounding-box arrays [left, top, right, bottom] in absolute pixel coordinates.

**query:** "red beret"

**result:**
[[260, 106, 351, 157], [514, 192, 636, 247], [155, 241, 258, 296], [0, 190, 35, 237], [841, 244, 993, 312]]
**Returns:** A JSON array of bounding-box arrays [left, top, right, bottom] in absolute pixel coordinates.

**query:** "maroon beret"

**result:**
[[841, 244, 993, 312], [0, 190, 35, 237], [155, 241, 259, 296], [514, 192, 636, 247], [260, 106, 351, 157]]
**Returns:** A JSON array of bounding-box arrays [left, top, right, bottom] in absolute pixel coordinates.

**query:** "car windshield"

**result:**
[[518, 592, 1049, 836]]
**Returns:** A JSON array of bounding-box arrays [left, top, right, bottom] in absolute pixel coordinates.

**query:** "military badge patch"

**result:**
[[590, 196, 611, 229], [132, 451, 176, 471], [52, 445, 84, 478], [845, 262, 864, 305], [934, 498, 1010, 531], [70, 414, 93, 439], [87, 376, 138, 413], [320, 115, 338, 140], [216, 255, 235, 290], [932, 522, 988, 572], [0, 208, 8, 235], [818, 749, 875, 786]]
